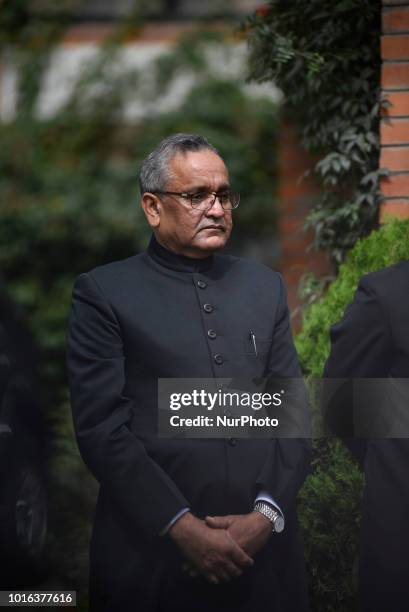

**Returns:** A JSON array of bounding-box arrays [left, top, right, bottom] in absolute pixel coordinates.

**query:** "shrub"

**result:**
[[297, 218, 409, 376]]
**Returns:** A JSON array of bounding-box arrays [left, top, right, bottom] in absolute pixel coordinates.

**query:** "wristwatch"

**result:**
[[254, 501, 285, 534]]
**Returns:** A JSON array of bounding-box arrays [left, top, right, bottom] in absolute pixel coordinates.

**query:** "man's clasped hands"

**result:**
[[169, 510, 272, 585]]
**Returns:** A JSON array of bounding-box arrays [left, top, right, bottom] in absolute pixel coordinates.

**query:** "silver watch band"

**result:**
[[254, 501, 285, 534]]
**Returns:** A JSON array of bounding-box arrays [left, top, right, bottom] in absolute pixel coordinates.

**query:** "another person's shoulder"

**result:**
[[359, 259, 409, 299]]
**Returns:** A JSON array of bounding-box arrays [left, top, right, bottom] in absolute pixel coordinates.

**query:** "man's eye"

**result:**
[[216, 192, 230, 204], [190, 192, 208, 204]]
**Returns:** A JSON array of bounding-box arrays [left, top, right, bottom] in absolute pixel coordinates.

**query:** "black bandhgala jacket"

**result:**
[[66, 235, 310, 612], [324, 260, 409, 612]]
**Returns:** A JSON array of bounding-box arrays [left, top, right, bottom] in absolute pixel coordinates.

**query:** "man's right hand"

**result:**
[[168, 511, 254, 584]]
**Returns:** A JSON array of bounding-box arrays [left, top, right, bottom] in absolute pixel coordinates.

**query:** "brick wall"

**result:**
[[380, 1, 409, 220], [277, 123, 329, 328]]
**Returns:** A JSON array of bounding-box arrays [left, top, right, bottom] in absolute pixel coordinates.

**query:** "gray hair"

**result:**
[[138, 133, 221, 195]]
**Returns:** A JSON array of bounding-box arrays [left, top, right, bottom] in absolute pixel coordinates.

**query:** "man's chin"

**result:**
[[195, 235, 228, 253]]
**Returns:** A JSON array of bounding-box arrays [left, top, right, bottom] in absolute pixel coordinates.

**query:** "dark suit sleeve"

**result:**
[[255, 274, 311, 513], [66, 272, 189, 537], [323, 276, 390, 464]]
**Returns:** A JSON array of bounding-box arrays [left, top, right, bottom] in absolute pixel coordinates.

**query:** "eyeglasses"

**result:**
[[153, 190, 240, 211]]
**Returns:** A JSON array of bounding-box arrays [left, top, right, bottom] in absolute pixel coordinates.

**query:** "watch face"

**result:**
[[274, 516, 285, 533]]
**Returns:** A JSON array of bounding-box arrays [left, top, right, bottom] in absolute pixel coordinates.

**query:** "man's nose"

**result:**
[[205, 197, 225, 218]]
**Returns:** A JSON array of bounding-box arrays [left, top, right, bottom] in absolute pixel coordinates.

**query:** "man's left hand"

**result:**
[[204, 512, 271, 558]]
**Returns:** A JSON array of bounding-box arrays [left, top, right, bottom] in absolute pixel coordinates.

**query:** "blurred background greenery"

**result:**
[[0, 1, 279, 608], [0, 1, 390, 611]]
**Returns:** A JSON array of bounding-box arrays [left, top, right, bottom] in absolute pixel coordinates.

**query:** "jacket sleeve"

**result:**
[[255, 273, 311, 513], [323, 276, 391, 465], [66, 272, 189, 537]]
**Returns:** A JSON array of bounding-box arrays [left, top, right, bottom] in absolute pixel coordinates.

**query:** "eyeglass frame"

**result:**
[[152, 190, 240, 211]]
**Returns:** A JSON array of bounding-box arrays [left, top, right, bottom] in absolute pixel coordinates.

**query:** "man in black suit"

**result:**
[[324, 260, 409, 612], [66, 133, 310, 611]]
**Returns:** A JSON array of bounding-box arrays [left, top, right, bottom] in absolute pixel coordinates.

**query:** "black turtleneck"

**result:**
[[147, 233, 214, 273]]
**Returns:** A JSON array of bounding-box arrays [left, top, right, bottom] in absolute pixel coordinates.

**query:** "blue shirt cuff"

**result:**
[[159, 507, 190, 536], [255, 490, 284, 518]]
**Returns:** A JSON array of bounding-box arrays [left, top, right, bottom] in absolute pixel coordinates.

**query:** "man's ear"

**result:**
[[141, 193, 161, 228]]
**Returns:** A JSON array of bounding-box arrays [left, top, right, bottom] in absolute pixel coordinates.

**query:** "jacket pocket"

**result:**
[[242, 335, 272, 358]]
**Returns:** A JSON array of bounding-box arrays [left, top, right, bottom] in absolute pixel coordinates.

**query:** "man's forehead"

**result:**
[[169, 150, 229, 186]]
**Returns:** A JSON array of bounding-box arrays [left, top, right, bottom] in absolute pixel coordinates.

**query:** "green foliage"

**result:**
[[297, 218, 409, 375], [0, 24, 279, 394], [299, 440, 362, 612], [296, 218, 409, 611], [244, 0, 382, 264], [0, 6, 279, 593]]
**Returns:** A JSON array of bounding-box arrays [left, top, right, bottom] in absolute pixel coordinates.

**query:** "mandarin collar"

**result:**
[[147, 234, 214, 273]]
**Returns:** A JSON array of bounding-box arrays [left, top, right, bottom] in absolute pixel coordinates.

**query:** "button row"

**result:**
[[202, 295, 221, 365]]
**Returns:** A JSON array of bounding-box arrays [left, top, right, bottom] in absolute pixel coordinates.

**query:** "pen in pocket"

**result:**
[[249, 329, 258, 357]]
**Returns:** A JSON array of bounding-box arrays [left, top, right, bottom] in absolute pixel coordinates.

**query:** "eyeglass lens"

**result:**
[[190, 192, 239, 210]]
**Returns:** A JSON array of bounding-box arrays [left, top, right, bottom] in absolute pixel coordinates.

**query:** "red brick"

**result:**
[[280, 238, 315, 253], [280, 232, 312, 245], [381, 118, 409, 144], [284, 266, 312, 280], [280, 183, 316, 199], [62, 24, 114, 44], [278, 120, 330, 322], [280, 199, 310, 215], [280, 245, 312, 259], [280, 146, 310, 161], [381, 173, 409, 196], [280, 263, 310, 276], [383, 7, 409, 34], [61, 22, 228, 45], [382, 91, 409, 116], [278, 167, 310, 182], [382, 62, 409, 88], [280, 147, 315, 165], [382, 35, 409, 60], [279, 159, 312, 175], [286, 286, 298, 301], [279, 160, 314, 177], [380, 146, 409, 170], [279, 217, 305, 234], [380, 199, 409, 222]]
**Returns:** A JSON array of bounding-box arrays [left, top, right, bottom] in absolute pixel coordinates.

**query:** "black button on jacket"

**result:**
[[66, 234, 310, 612]]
